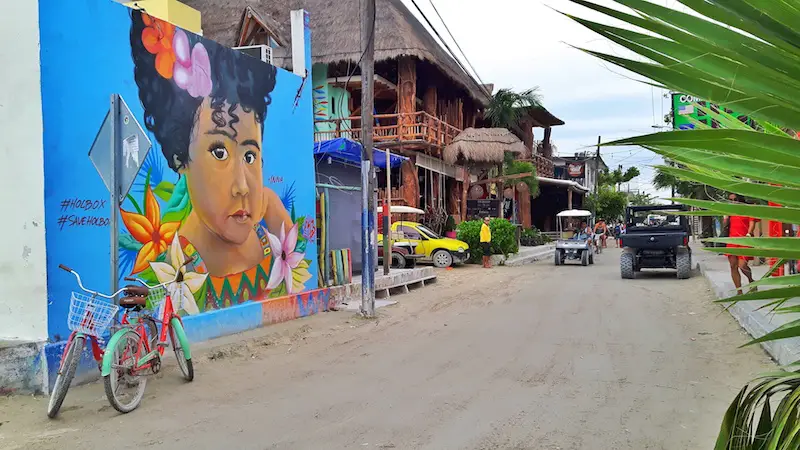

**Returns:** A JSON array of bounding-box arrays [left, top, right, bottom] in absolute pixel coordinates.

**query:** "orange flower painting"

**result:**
[[141, 14, 176, 79], [120, 186, 180, 273]]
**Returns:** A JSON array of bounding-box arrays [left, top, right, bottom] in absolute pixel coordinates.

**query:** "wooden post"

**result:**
[[461, 168, 470, 222], [397, 57, 416, 140], [543, 127, 553, 159]]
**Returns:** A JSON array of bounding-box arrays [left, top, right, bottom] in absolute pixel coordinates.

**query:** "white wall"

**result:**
[[0, 0, 48, 342]]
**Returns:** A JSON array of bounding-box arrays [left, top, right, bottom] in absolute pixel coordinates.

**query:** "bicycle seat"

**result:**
[[123, 285, 149, 296], [119, 295, 147, 309]]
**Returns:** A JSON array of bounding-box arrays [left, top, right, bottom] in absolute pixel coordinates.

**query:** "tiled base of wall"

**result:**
[[32, 288, 333, 393], [0, 340, 47, 395]]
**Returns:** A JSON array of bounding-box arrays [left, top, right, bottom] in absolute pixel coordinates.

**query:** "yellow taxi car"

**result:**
[[379, 221, 470, 268]]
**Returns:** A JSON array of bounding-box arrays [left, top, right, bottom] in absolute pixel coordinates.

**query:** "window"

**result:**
[[398, 226, 422, 240], [416, 225, 441, 240]]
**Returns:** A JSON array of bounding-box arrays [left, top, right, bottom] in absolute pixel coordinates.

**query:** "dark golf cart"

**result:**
[[620, 204, 692, 279]]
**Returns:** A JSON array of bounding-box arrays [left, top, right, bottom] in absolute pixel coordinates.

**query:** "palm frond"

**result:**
[[567, 1, 800, 447]]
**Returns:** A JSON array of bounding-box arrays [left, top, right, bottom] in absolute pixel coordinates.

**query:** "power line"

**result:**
[[425, 0, 488, 92], [407, 0, 491, 100]]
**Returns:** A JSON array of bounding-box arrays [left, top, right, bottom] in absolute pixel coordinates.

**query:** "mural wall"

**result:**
[[40, 1, 317, 342], [312, 64, 351, 134]]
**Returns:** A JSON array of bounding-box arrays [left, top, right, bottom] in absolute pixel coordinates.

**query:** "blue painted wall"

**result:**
[[40, 0, 316, 342]]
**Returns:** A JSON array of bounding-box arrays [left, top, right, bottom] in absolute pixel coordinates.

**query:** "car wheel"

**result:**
[[391, 252, 407, 269], [581, 250, 589, 266], [621, 252, 635, 279], [554, 250, 561, 266], [676, 249, 692, 279], [432, 250, 453, 268]]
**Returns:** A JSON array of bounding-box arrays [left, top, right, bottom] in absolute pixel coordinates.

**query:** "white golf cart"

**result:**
[[554, 209, 595, 266]]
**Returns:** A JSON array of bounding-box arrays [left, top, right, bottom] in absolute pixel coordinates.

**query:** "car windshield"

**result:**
[[416, 224, 441, 240], [629, 209, 682, 228]]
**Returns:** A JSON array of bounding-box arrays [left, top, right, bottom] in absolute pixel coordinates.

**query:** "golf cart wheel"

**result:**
[[621, 251, 635, 279], [581, 250, 589, 266], [432, 250, 453, 268], [676, 249, 692, 279], [391, 252, 407, 269], [554, 250, 561, 266]]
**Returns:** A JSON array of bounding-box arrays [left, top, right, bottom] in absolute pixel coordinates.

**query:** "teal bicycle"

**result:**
[[101, 258, 195, 413]]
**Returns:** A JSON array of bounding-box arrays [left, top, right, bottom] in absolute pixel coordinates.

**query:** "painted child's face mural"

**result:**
[[120, 11, 313, 313], [185, 99, 265, 246]]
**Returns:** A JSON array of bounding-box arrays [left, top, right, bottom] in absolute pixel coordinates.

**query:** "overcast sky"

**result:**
[[402, 0, 689, 197]]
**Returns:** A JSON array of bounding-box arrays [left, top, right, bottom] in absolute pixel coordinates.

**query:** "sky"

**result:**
[[400, 0, 691, 198]]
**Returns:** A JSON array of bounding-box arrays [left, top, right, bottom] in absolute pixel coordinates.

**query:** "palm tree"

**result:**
[[565, 1, 800, 448], [485, 88, 542, 131]]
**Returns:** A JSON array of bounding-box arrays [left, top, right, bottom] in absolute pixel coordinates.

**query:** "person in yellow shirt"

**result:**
[[480, 217, 492, 268]]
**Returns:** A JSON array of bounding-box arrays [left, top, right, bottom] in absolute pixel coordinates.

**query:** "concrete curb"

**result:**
[[495, 244, 556, 267], [329, 267, 437, 305], [697, 258, 800, 366]]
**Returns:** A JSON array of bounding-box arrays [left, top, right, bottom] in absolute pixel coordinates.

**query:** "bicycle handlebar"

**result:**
[[60, 266, 128, 299]]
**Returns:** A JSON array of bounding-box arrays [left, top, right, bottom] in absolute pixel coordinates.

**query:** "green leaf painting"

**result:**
[[153, 180, 175, 201], [162, 176, 192, 224]]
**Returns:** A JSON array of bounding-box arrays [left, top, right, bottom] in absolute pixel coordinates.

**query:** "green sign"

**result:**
[[671, 93, 757, 131]]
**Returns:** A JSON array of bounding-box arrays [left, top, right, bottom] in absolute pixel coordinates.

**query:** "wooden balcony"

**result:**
[[314, 111, 462, 150], [518, 154, 555, 178]]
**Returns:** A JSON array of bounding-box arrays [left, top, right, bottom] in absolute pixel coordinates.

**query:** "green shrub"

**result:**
[[457, 218, 519, 263], [520, 227, 551, 246]]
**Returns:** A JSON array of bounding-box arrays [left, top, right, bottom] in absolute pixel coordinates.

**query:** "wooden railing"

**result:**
[[314, 111, 462, 148], [534, 154, 554, 178]]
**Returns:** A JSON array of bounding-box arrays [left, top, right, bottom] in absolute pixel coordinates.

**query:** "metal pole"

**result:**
[[360, 0, 376, 318], [383, 148, 391, 275], [110, 94, 120, 304]]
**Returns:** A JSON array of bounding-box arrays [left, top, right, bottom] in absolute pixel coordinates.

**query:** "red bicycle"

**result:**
[[47, 265, 157, 418], [100, 258, 195, 413]]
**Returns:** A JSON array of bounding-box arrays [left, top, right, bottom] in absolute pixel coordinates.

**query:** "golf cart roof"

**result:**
[[556, 209, 593, 217], [377, 205, 425, 214]]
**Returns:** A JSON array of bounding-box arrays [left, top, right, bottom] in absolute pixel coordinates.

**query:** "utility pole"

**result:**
[[360, 0, 376, 318], [595, 135, 600, 195], [383, 148, 391, 276]]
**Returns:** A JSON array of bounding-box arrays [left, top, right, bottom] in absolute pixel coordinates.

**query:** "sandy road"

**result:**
[[0, 248, 774, 449]]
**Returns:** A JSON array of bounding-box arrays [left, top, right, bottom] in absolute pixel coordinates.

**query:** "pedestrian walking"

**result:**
[[724, 194, 759, 295], [481, 217, 492, 269], [594, 219, 609, 248]]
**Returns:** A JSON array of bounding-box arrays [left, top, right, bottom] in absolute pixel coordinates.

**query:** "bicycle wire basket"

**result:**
[[68, 292, 120, 337], [147, 285, 169, 317]]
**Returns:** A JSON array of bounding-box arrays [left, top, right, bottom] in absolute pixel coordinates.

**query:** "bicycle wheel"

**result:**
[[103, 329, 147, 413], [169, 318, 193, 382], [47, 335, 84, 418]]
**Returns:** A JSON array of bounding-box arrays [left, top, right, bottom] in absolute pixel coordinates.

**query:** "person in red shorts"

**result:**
[[724, 194, 760, 295]]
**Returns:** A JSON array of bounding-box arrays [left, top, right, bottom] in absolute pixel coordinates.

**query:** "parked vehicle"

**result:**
[[380, 221, 470, 268], [102, 258, 196, 413], [554, 209, 595, 266], [620, 204, 692, 279], [377, 238, 422, 269]]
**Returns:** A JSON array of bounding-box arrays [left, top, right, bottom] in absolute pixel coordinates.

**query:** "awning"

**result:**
[[416, 153, 467, 182], [314, 138, 408, 169], [538, 176, 590, 193]]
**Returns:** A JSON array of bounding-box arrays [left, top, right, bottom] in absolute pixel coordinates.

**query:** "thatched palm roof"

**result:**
[[184, 0, 490, 105], [444, 128, 525, 166]]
